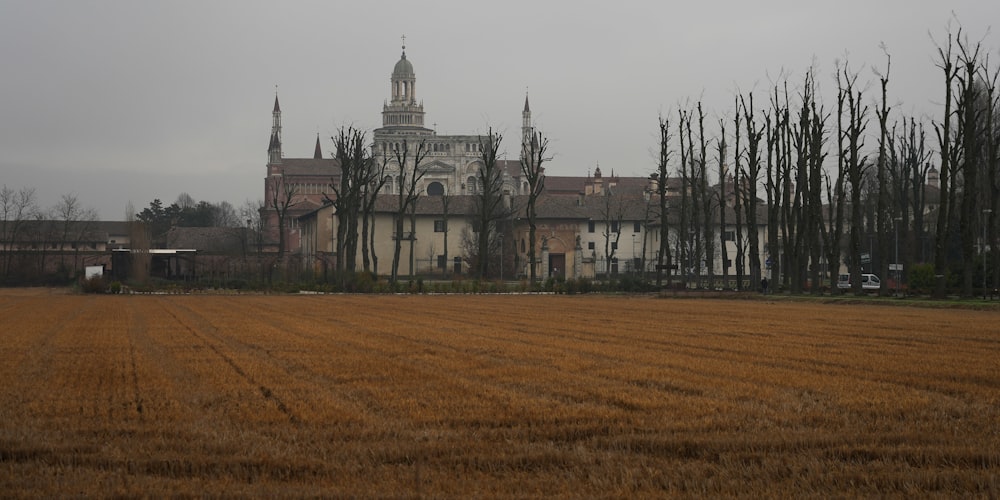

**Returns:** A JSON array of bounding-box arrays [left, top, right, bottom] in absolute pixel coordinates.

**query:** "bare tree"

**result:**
[[326, 126, 383, 276], [717, 118, 729, 288], [473, 128, 506, 280], [388, 138, 429, 283], [840, 63, 871, 295], [360, 159, 389, 274], [824, 72, 850, 292], [600, 187, 625, 276], [931, 29, 960, 298], [441, 193, 451, 276], [732, 104, 745, 290], [875, 50, 894, 295], [240, 199, 265, 258], [806, 77, 829, 295], [655, 115, 673, 288], [267, 168, 299, 260], [0, 185, 38, 280], [765, 92, 784, 289], [956, 37, 986, 297], [983, 61, 1000, 293], [697, 104, 716, 289], [677, 109, 693, 285], [213, 201, 240, 228], [52, 193, 98, 276], [520, 130, 549, 284], [175, 192, 196, 211], [896, 119, 932, 268], [740, 93, 765, 290]]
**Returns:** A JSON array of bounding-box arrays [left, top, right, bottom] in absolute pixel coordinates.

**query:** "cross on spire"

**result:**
[[401, 34, 406, 51]]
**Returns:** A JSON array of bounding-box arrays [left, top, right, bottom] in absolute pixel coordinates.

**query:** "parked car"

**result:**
[[837, 273, 881, 291]]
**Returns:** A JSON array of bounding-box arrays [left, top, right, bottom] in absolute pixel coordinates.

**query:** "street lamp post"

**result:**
[[632, 234, 638, 275], [984, 209, 992, 300], [498, 233, 503, 282], [894, 216, 902, 297]]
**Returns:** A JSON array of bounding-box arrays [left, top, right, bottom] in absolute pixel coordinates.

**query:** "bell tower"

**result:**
[[382, 36, 427, 129]]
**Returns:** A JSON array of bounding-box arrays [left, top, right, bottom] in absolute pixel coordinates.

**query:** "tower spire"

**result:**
[[268, 87, 282, 164], [313, 133, 322, 159], [521, 88, 533, 161]]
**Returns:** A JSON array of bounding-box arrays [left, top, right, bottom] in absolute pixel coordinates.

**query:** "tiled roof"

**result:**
[[2, 220, 130, 242], [273, 158, 340, 177], [165, 227, 249, 254], [372, 194, 480, 216]]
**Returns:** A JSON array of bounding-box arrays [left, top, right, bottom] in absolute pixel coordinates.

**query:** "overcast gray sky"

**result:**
[[1, 1, 998, 219]]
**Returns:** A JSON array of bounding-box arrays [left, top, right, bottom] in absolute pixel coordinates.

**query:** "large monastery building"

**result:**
[[262, 43, 762, 282]]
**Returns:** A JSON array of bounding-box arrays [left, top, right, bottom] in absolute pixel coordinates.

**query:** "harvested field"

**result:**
[[0, 291, 998, 497]]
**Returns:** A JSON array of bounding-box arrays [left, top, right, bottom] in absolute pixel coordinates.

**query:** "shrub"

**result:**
[[81, 276, 106, 294], [108, 281, 122, 294], [908, 264, 936, 295]]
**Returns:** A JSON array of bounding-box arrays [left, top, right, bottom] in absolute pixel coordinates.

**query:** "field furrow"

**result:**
[[0, 292, 997, 497]]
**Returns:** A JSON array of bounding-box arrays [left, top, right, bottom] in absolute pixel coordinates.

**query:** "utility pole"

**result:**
[[984, 209, 993, 300]]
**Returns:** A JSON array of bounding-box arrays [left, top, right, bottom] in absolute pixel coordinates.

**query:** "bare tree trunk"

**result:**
[[655, 116, 672, 288], [717, 118, 728, 289], [932, 34, 958, 299], [875, 53, 893, 296], [741, 94, 763, 291]]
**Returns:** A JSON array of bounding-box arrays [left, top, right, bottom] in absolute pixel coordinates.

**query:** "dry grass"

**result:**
[[0, 292, 997, 497]]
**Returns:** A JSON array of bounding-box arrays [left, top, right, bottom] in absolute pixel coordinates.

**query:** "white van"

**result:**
[[837, 273, 881, 290]]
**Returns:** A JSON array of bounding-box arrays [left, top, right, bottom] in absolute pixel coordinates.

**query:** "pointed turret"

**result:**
[[521, 91, 534, 162], [268, 90, 282, 164], [313, 134, 322, 159]]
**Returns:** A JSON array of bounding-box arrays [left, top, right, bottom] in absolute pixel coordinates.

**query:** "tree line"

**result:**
[[653, 25, 998, 298]]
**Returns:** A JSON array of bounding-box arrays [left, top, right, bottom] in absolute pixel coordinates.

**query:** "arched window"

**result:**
[[427, 181, 445, 196], [384, 176, 394, 194], [466, 176, 478, 194]]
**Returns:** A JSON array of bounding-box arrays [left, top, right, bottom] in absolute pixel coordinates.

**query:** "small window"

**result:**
[[437, 255, 446, 269], [634, 222, 641, 233], [611, 242, 618, 251], [434, 220, 446, 232], [588, 220, 595, 233], [724, 230, 735, 241], [611, 221, 620, 233], [588, 242, 595, 250]]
